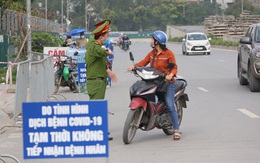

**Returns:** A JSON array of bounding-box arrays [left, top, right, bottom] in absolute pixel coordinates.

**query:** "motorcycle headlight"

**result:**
[[136, 69, 159, 80], [255, 52, 260, 58]]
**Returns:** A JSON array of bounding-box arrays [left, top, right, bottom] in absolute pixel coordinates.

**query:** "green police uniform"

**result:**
[[85, 36, 108, 99], [85, 20, 111, 100]]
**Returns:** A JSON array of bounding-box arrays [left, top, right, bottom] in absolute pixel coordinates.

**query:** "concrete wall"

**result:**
[[166, 25, 205, 38]]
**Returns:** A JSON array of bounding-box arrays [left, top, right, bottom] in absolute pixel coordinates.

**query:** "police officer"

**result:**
[[85, 20, 118, 141], [85, 19, 117, 99]]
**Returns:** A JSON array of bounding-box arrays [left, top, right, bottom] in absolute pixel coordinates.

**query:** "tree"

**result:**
[[224, 0, 256, 18], [31, 32, 63, 53]]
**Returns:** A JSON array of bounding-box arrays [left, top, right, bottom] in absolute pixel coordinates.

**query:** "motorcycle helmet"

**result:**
[[152, 30, 167, 45]]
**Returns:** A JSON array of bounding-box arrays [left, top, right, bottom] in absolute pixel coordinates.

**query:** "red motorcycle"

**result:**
[[123, 53, 189, 144]]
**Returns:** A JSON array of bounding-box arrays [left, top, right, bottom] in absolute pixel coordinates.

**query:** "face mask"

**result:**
[[80, 35, 85, 39]]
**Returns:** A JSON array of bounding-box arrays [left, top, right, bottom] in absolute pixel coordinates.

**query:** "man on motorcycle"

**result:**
[[119, 33, 130, 49], [127, 30, 181, 140]]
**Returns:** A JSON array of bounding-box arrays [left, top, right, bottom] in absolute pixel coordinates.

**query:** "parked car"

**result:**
[[182, 32, 211, 55], [237, 23, 260, 92]]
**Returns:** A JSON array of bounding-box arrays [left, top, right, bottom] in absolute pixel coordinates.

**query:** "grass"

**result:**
[[168, 37, 239, 47]]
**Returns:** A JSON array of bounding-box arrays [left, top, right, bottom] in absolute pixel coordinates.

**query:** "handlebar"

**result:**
[[132, 67, 166, 79]]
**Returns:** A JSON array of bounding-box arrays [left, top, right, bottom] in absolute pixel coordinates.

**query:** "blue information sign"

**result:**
[[22, 101, 108, 159], [77, 62, 86, 84]]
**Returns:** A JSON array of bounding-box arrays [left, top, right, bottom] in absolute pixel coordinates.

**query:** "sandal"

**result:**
[[173, 131, 181, 141]]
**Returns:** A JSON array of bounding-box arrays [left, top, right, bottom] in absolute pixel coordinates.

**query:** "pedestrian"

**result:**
[[85, 19, 118, 140], [76, 32, 88, 49], [64, 34, 75, 47], [103, 38, 114, 88], [127, 30, 181, 140]]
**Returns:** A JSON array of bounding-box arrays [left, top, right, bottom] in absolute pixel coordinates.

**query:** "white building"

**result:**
[[216, 0, 235, 9]]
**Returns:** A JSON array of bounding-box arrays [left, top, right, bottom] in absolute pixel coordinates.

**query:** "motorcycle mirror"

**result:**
[[129, 52, 134, 61], [74, 51, 78, 56], [168, 62, 175, 70]]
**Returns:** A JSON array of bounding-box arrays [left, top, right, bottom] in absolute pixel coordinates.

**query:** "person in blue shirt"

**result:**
[[103, 38, 114, 88]]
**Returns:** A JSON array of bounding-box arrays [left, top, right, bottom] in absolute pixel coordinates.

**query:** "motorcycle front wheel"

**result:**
[[53, 74, 62, 94], [69, 79, 77, 91], [123, 109, 142, 144], [162, 100, 183, 135]]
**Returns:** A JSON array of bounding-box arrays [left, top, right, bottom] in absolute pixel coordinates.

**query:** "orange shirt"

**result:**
[[135, 49, 178, 81]]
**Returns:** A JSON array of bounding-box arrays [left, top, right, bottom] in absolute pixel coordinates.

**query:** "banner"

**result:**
[[22, 101, 109, 159]]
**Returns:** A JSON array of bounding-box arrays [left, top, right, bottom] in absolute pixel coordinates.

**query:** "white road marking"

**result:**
[[237, 109, 260, 118], [219, 59, 225, 62], [197, 87, 209, 92]]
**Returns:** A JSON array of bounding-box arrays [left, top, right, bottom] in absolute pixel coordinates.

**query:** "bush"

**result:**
[[32, 32, 64, 53], [168, 37, 183, 42], [0, 67, 17, 84], [169, 35, 238, 47]]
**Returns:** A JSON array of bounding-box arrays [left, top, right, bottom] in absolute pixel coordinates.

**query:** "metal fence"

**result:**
[[14, 52, 54, 120], [29, 52, 54, 102], [14, 59, 30, 119], [0, 9, 63, 35]]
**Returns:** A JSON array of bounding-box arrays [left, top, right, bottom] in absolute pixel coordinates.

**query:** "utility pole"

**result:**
[[45, 0, 47, 32], [241, 0, 244, 14], [67, 0, 69, 22], [27, 0, 31, 59], [61, 0, 64, 34], [85, 0, 87, 31]]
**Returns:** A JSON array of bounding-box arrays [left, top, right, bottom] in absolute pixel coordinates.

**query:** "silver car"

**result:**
[[182, 32, 211, 55]]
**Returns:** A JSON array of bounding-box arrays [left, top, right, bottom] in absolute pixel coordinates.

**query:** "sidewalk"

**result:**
[[0, 83, 16, 129]]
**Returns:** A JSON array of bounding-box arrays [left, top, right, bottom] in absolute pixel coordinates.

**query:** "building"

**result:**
[[226, 0, 260, 8], [216, 0, 235, 9]]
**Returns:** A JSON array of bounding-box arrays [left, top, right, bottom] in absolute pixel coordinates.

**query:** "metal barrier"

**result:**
[[14, 60, 30, 119], [13, 52, 55, 120], [29, 54, 54, 102]]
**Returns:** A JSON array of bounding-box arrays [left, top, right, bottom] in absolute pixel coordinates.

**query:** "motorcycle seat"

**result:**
[[174, 79, 186, 92]]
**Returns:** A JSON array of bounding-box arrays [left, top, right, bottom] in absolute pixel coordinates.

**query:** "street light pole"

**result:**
[[241, 0, 244, 14], [85, 0, 87, 31], [67, 0, 69, 22], [61, 0, 64, 34], [27, 0, 31, 59], [45, 0, 47, 32]]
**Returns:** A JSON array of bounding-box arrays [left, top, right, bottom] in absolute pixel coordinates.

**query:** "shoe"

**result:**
[[173, 130, 181, 141], [109, 137, 113, 141]]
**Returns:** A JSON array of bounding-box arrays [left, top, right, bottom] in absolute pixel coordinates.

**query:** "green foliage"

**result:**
[[31, 32, 63, 53], [208, 37, 238, 47], [168, 37, 183, 42], [2, 0, 258, 34], [169, 36, 238, 47], [0, 0, 36, 12], [0, 67, 17, 84], [224, 0, 259, 18]]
